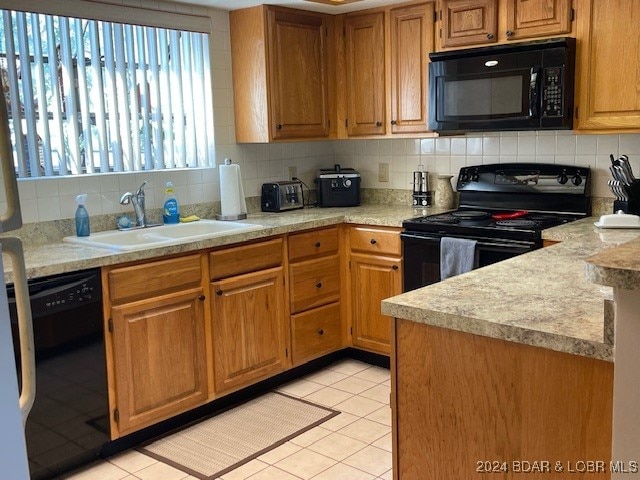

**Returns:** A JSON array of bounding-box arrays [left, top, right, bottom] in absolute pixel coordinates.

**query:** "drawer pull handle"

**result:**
[[315, 241, 321, 248], [198, 294, 206, 301], [216, 289, 223, 296], [316, 282, 322, 289], [486, 33, 494, 39], [506, 30, 514, 37], [370, 238, 377, 245], [392, 265, 399, 270], [317, 329, 324, 336]]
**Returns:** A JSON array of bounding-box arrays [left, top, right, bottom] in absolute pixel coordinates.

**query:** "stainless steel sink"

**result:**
[[63, 220, 263, 251]]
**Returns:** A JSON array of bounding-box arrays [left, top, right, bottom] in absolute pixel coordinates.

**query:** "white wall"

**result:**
[[11, 7, 640, 223]]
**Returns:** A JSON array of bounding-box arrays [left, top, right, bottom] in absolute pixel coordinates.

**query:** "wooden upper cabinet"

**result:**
[[440, 0, 498, 48], [438, 0, 574, 49], [575, 0, 640, 131], [230, 6, 334, 142], [344, 11, 386, 136], [390, 3, 434, 134], [503, 0, 572, 40], [267, 9, 331, 139]]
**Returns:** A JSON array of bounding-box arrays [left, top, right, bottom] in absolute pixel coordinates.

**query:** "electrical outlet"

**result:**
[[288, 165, 297, 180], [379, 162, 390, 183]]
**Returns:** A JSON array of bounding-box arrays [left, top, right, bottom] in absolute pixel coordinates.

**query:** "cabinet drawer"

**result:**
[[350, 227, 401, 256], [288, 227, 339, 262], [289, 255, 340, 313], [210, 238, 283, 280], [292, 302, 341, 365], [108, 255, 202, 304]]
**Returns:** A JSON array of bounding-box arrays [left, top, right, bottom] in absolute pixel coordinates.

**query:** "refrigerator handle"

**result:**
[[0, 74, 22, 233], [2, 237, 35, 424]]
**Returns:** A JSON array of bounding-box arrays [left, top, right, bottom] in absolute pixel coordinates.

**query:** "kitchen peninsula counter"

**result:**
[[382, 217, 640, 362], [2, 204, 438, 283], [388, 216, 634, 480]]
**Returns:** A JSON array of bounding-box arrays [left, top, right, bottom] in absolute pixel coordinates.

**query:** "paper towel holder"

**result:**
[[216, 158, 248, 221]]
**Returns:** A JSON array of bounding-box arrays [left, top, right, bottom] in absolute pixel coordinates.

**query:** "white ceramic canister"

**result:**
[[434, 175, 455, 209]]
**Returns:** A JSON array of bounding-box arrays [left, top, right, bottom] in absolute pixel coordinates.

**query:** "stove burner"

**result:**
[[451, 210, 491, 220], [495, 219, 540, 228], [421, 214, 458, 224]]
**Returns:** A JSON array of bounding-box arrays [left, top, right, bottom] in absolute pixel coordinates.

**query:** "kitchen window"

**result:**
[[0, 8, 215, 178]]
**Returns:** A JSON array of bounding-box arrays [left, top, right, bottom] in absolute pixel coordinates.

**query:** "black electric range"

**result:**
[[402, 163, 591, 291]]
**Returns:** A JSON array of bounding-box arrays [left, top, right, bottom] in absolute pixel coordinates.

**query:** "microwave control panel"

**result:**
[[542, 67, 563, 117]]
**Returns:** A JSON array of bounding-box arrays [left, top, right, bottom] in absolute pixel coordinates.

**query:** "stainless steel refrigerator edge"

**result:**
[[0, 73, 35, 479]]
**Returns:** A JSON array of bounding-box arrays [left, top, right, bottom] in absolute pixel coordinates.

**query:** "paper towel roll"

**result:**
[[218, 159, 247, 220]]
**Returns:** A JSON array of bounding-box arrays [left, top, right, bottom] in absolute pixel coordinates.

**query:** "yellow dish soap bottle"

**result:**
[[163, 182, 180, 224]]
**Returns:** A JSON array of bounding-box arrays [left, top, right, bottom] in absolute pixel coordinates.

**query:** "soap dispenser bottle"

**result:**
[[75, 194, 90, 237], [163, 182, 180, 224]]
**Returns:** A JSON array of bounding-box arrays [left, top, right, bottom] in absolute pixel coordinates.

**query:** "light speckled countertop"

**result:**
[[2, 204, 438, 283], [585, 236, 640, 290], [382, 217, 640, 362]]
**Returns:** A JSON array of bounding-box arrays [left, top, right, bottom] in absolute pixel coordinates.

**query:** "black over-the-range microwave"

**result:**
[[428, 37, 576, 134]]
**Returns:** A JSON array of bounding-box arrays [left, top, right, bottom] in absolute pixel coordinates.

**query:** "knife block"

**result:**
[[614, 180, 640, 215]]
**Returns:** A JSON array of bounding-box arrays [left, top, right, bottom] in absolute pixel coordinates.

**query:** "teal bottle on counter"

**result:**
[[75, 194, 90, 236], [163, 182, 180, 224]]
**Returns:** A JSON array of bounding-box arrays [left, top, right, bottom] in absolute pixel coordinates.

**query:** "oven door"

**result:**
[[401, 232, 536, 292]]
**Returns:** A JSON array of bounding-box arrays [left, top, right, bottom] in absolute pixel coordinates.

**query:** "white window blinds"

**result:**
[[0, 9, 214, 177]]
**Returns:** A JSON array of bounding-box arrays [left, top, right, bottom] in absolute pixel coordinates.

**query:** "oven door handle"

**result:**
[[401, 233, 534, 252]]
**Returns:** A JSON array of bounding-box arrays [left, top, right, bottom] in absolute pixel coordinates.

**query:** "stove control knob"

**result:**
[[557, 173, 568, 185], [343, 178, 352, 188], [471, 172, 480, 182], [571, 174, 583, 186], [460, 172, 469, 183]]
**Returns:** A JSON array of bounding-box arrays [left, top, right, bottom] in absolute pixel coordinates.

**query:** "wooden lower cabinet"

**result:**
[[211, 266, 288, 394], [393, 319, 613, 480], [350, 253, 402, 355], [110, 288, 208, 437], [291, 302, 342, 365]]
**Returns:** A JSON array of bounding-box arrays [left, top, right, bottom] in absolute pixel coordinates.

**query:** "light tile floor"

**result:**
[[64, 359, 392, 480]]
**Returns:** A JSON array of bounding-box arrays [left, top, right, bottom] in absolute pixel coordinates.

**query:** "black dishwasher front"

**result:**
[[8, 268, 108, 480]]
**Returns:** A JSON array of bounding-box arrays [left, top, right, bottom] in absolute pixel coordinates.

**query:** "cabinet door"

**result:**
[[503, 0, 572, 40], [440, 0, 498, 48], [267, 9, 331, 139], [344, 11, 386, 136], [111, 288, 207, 436], [211, 267, 287, 393], [350, 253, 402, 355], [390, 3, 434, 134], [575, 0, 640, 130]]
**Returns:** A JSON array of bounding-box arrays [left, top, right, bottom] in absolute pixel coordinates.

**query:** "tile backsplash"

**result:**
[[8, 6, 640, 224]]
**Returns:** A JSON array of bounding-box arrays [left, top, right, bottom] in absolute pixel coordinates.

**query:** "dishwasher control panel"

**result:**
[[10, 269, 103, 319]]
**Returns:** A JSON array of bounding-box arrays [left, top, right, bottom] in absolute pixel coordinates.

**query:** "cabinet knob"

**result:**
[[317, 329, 324, 336], [506, 30, 514, 37], [370, 238, 377, 245], [315, 241, 321, 248], [391, 120, 397, 125], [392, 265, 399, 270], [216, 289, 223, 296], [198, 294, 206, 301], [376, 121, 382, 127], [316, 282, 322, 289], [276, 124, 283, 130], [486, 33, 494, 39]]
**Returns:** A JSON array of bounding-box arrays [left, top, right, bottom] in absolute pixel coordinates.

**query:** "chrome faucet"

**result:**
[[119, 181, 148, 227]]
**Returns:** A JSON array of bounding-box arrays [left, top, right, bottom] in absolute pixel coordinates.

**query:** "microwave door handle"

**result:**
[[528, 67, 541, 119]]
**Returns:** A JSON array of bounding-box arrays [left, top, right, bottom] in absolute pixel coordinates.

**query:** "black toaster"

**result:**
[[316, 164, 361, 207], [261, 181, 304, 212]]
